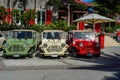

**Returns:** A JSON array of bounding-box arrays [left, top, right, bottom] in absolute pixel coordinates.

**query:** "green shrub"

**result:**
[[105, 23, 120, 33], [0, 20, 76, 32], [114, 23, 120, 31], [105, 26, 114, 33]]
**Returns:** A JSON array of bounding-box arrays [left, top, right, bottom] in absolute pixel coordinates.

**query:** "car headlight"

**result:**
[[23, 43, 30, 47], [117, 37, 120, 40], [96, 43, 100, 47], [4, 43, 9, 47], [43, 43, 48, 48], [73, 41, 75, 44], [79, 43, 83, 47], [61, 43, 65, 48]]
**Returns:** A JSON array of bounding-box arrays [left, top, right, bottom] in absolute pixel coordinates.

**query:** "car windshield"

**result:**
[[43, 32, 65, 39], [9, 31, 32, 39], [85, 32, 95, 40], [74, 32, 85, 39], [74, 32, 95, 40]]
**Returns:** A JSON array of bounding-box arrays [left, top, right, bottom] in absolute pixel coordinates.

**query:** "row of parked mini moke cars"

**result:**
[[0, 29, 101, 58]]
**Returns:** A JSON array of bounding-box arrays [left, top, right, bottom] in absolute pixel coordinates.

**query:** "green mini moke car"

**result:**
[[2, 29, 39, 58]]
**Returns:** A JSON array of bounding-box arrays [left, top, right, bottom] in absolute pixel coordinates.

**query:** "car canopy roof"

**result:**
[[69, 30, 93, 33], [43, 30, 65, 32], [10, 29, 38, 33]]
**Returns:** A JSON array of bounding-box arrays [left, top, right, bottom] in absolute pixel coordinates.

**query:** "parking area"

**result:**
[[0, 46, 119, 70]]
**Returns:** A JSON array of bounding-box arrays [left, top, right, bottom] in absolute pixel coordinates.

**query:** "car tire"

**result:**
[[28, 49, 34, 58], [95, 54, 100, 57], [71, 47, 78, 57], [63, 54, 68, 58], [41, 54, 45, 58], [2, 54, 8, 59], [76, 54, 81, 58]]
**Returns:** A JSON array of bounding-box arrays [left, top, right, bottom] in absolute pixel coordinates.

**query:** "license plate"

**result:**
[[13, 55, 20, 57], [86, 53, 92, 56], [51, 55, 58, 57]]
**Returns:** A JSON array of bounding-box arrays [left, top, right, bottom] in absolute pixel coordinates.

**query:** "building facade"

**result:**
[[0, 0, 89, 26]]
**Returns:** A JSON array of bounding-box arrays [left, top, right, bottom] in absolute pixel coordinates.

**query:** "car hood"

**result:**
[[6, 38, 33, 44]]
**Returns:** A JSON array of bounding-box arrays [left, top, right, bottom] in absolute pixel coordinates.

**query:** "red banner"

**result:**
[[46, 10, 52, 25], [79, 22, 84, 30], [29, 19, 35, 26], [95, 23, 101, 33], [7, 8, 12, 24]]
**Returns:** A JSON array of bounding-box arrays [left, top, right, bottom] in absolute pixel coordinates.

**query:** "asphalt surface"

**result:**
[[0, 46, 119, 80], [0, 68, 120, 80], [0, 46, 119, 70]]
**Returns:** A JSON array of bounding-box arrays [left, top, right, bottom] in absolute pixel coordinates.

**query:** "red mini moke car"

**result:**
[[67, 30, 101, 57]]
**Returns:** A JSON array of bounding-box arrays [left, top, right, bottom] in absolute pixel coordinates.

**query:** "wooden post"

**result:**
[[67, 3, 70, 26]]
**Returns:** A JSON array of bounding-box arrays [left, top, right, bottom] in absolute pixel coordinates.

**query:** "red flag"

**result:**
[[79, 22, 84, 30], [29, 19, 35, 26], [7, 8, 12, 24], [95, 23, 101, 33]]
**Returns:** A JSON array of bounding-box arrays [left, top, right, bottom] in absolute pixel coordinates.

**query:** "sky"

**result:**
[[81, 0, 93, 3]]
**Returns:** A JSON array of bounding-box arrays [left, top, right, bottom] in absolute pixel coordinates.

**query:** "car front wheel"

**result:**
[[28, 49, 35, 58]]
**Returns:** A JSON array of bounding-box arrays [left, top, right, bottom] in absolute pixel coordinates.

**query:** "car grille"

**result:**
[[8, 45, 25, 51], [47, 45, 62, 52], [84, 44, 95, 50]]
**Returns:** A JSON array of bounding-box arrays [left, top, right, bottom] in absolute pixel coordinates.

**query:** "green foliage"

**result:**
[[114, 23, 120, 31], [54, 20, 68, 30], [30, 24, 52, 32], [0, 6, 7, 15], [29, 24, 42, 32], [47, 0, 88, 11], [48, 20, 76, 31], [0, 23, 19, 31], [48, 23, 57, 30], [69, 24, 76, 30], [10, 9, 19, 16], [105, 26, 114, 33], [105, 23, 120, 33], [72, 4, 88, 11], [94, 0, 120, 18], [10, 9, 20, 25], [0, 20, 76, 32], [27, 20, 76, 32], [47, 0, 62, 6], [0, 6, 7, 21], [20, 10, 36, 25]]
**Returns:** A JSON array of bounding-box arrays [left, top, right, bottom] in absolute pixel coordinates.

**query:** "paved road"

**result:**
[[0, 67, 120, 80], [0, 46, 119, 80], [0, 46, 119, 70]]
